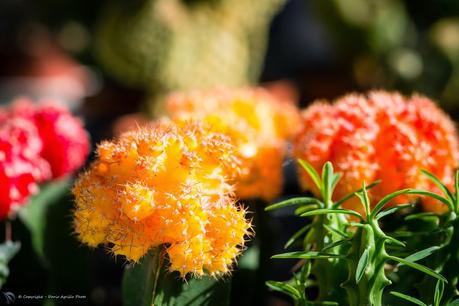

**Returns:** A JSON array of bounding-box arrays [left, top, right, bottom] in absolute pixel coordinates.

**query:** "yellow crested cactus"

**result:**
[[73, 120, 251, 277], [166, 87, 300, 201]]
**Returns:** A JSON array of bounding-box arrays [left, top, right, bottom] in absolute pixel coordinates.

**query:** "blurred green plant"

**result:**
[[0, 241, 20, 289], [95, 0, 285, 116], [19, 179, 71, 263], [17, 179, 91, 306]]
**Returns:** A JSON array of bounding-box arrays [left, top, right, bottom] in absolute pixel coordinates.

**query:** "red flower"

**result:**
[[0, 98, 90, 219], [0, 119, 50, 218], [33, 103, 90, 178], [11, 99, 90, 178]]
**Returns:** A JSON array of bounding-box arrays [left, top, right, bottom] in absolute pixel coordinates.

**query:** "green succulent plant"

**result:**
[[401, 170, 459, 305], [266, 160, 450, 306]]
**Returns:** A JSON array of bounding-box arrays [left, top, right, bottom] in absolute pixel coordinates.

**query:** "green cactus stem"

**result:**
[[342, 221, 391, 306], [342, 183, 447, 306]]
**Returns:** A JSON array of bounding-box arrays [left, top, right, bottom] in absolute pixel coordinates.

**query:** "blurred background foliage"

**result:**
[[2, 0, 459, 118], [314, 0, 459, 115], [95, 0, 284, 115], [1, 0, 459, 305]]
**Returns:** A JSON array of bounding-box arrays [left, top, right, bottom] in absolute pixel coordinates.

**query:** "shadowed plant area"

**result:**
[[122, 249, 231, 306]]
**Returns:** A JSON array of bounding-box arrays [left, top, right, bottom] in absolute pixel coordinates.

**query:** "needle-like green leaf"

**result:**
[[383, 235, 406, 247], [300, 209, 363, 221], [372, 189, 452, 218], [284, 224, 313, 249], [323, 224, 349, 239], [265, 197, 321, 211], [265, 281, 302, 299], [295, 205, 320, 216], [389, 291, 427, 306], [322, 162, 333, 201], [421, 169, 455, 203], [355, 183, 371, 217], [356, 249, 370, 283], [298, 159, 322, 191], [389, 256, 447, 282], [333, 180, 381, 209], [434, 279, 445, 306], [272, 251, 345, 260], [401, 246, 441, 264], [375, 203, 414, 220], [321, 239, 350, 252], [405, 212, 439, 221]]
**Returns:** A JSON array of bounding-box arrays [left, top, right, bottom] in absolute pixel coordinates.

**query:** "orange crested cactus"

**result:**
[[294, 91, 459, 213], [73, 120, 251, 277], [166, 87, 300, 201]]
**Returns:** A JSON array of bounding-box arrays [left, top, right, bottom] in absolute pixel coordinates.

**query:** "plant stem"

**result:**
[[254, 199, 274, 305], [343, 221, 391, 306], [150, 247, 162, 306], [5, 220, 11, 242], [309, 201, 348, 302]]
